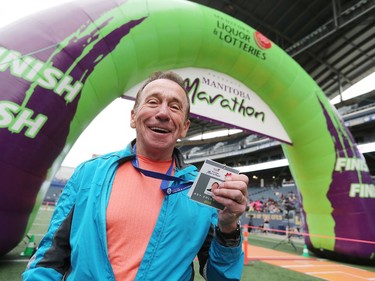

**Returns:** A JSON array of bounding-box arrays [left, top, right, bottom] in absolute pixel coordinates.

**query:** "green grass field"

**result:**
[[0, 206, 373, 280]]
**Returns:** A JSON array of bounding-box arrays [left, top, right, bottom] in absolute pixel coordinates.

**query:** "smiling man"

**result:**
[[130, 73, 191, 161], [23, 71, 249, 281]]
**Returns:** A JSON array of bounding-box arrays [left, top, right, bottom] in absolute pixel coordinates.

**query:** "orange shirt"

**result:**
[[106, 155, 172, 281]]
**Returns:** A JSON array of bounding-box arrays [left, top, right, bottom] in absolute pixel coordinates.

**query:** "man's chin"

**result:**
[[145, 135, 170, 147]]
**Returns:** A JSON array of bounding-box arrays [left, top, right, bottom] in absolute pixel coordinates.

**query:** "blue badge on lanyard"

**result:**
[[131, 145, 193, 195]]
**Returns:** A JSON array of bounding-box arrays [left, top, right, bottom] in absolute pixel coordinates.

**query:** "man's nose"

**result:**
[[155, 103, 170, 120]]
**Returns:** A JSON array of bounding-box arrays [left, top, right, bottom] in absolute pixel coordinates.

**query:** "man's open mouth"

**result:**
[[150, 127, 171, 134]]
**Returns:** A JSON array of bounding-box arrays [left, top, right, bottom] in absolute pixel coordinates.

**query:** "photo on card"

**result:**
[[204, 179, 220, 196]]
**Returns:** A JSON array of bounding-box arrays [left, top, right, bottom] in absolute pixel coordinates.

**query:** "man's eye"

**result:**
[[147, 99, 158, 104], [170, 104, 181, 110]]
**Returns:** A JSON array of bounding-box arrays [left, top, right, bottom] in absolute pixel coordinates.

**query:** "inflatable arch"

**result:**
[[0, 0, 374, 264]]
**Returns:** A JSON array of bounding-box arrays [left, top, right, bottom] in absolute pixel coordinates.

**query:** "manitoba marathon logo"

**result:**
[[254, 31, 272, 50]]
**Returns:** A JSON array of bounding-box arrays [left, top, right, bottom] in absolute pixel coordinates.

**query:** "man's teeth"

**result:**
[[151, 127, 169, 133]]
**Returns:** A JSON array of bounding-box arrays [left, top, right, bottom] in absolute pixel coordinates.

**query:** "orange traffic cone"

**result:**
[[21, 235, 36, 257], [242, 224, 249, 265]]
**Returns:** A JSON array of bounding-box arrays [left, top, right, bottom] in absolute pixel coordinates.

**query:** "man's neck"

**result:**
[[134, 143, 173, 161]]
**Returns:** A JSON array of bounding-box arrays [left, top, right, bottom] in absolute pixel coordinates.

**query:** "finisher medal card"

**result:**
[[188, 159, 239, 210]]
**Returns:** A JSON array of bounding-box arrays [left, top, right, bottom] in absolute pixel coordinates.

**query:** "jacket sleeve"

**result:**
[[206, 234, 244, 281], [22, 166, 82, 281], [197, 224, 244, 281]]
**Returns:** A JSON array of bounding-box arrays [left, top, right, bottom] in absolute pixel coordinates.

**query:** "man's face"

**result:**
[[130, 79, 190, 160]]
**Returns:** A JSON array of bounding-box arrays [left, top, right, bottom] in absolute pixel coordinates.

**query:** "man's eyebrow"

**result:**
[[148, 93, 184, 104], [169, 97, 184, 104]]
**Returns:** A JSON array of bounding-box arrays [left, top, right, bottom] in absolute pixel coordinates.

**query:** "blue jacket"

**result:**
[[23, 142, 244, 280]]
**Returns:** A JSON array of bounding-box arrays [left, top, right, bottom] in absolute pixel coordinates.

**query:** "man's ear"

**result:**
[[130, 109, 136, 128], [179, 119, 191, 138]]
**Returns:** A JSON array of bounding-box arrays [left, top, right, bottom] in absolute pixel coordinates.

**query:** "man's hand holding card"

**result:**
[[188, 159, 249, 233]]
